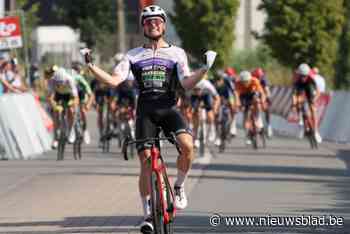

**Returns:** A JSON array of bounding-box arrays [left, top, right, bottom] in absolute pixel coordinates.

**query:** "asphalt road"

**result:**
[[0, 112, 349, 234]]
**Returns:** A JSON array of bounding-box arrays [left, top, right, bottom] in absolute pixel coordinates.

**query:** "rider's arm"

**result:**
[[87, 64, 125, 88], [1, 76, 20, 93], [181, 68, 208, 90], [173, 48, 209, 90], [87, 55, 130, 88]]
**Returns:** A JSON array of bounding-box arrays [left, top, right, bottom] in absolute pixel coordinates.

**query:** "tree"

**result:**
[[171, 0, 239, 69], [335, 1, 350, 89], [259, 0, 345, 83], [16, 0, 40, 51], [53, 0, 117, 48]]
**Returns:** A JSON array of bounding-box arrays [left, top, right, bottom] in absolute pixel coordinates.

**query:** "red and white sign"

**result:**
[[0, 16, 22, 49]]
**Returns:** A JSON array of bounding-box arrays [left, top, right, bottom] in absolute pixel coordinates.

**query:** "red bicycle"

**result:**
[[122, 130, 181, 234]]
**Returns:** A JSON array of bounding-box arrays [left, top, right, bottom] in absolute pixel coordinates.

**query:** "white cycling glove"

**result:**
[[80, 48, 93, 64], [203, 50, 217, 70]]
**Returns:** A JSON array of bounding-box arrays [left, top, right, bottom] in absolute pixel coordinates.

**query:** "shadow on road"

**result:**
[[0, 214, 348, 234]]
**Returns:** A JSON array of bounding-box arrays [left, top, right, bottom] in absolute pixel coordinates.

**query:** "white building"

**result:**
[[31, 26, 83, 65]]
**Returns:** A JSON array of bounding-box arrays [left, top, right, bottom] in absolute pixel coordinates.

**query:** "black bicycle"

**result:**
[[296, 101, 318, 149], [73, 110, 83, 160], [122, 129, 181, 234], [118, 105, 135, 159], [56, 104, 69, 161], [217, 99, 232, 153], [245, 103, 266, 150]]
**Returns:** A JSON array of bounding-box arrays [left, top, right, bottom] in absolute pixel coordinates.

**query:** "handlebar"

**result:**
[[122, 132, 182, 161]]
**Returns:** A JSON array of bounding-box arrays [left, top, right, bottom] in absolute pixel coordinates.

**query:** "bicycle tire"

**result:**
[[250, 132, 258, 150], [309, 130, 318, 149], [260, 128, 267, 149], [199, 123, 205, 157], [162, 172, 174, 234], [57, 113, 66, 161], [150, 172, 166, 234]]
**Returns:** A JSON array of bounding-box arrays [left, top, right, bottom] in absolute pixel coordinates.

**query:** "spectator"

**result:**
[[0, 60, 27, 93], [29, 63, 40, 89]]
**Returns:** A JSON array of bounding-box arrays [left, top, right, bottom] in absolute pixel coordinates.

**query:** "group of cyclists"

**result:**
[[38, 4, 323, 234]]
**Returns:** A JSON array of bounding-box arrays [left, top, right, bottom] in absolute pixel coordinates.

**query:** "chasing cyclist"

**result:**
[[214, 67, 238, 145], [71, 61, 94, 145], [191, 76, 220, 147], [45, 65, 79, 149], [251, 67, 273, 138], [81, 5, 217, 233], [235, 71, 266, 145], [292, 63, 322, 143]]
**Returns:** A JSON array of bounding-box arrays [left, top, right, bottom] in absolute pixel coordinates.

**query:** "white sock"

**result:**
[[141, 195, 151, 218], [175, 170, 188, 187]]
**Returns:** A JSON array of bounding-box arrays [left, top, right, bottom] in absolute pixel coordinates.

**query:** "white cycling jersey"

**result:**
[[48, 68, 78, 97], [194, 79, 218, 97]]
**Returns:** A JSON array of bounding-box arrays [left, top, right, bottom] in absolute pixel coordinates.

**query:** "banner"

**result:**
[[0, 16, 22, 50]]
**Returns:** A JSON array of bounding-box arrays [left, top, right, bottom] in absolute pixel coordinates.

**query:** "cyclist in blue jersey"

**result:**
[[81, 5, 217, 233]]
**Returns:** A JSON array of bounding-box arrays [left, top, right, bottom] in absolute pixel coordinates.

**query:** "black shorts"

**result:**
[[191, 94, 213, 111], [135, 106, 190, 153], [94, 90, 110, 106], [294, 83, 317, 104], [118, 90, 136, 109], [54, 93, 74, 106], [240, 92, 260, 109]]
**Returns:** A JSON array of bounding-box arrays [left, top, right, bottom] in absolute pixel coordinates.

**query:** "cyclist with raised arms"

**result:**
[[45, 65, 79, 149], [81, 5, 217, 234]]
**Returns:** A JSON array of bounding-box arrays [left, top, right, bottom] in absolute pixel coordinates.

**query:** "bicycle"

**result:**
[[118, 104, 135, 159], [245, 99, 266, 150], [217, 99, 232, 153], [101, 104, 115, 153], [193, 102, 206, 157], [295, 100, 318, 149], [56, 104, 69, 161], [73, 110, 83, 160], [122, 129, 181, 234]]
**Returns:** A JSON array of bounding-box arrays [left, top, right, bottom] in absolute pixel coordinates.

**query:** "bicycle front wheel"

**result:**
[[150, 172, 168, 234]]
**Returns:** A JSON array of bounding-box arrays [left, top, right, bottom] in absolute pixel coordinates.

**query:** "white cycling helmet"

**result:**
[[141, 5, 167, 25], [239, 71, 252, 83], [114, 52, 124, 63], [297, 63, 311, 76], [53, 68, 69, 83]]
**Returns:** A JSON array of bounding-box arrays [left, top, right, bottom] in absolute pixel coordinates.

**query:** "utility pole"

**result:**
[[244, 0, 252, 50], [10, 0, 16, 12], [116, 0, 126, 53]]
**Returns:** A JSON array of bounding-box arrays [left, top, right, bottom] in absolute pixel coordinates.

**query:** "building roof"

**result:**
[[33, 26, 79, 44]]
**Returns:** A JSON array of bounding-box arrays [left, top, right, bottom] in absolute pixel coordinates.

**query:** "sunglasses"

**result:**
[[143, 18, 164, 27]]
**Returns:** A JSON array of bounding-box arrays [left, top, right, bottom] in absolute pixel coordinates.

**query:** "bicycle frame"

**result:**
[[122, 133, 181, 232], [296, 99, 318, 149], [150, 146, 176, 224]]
